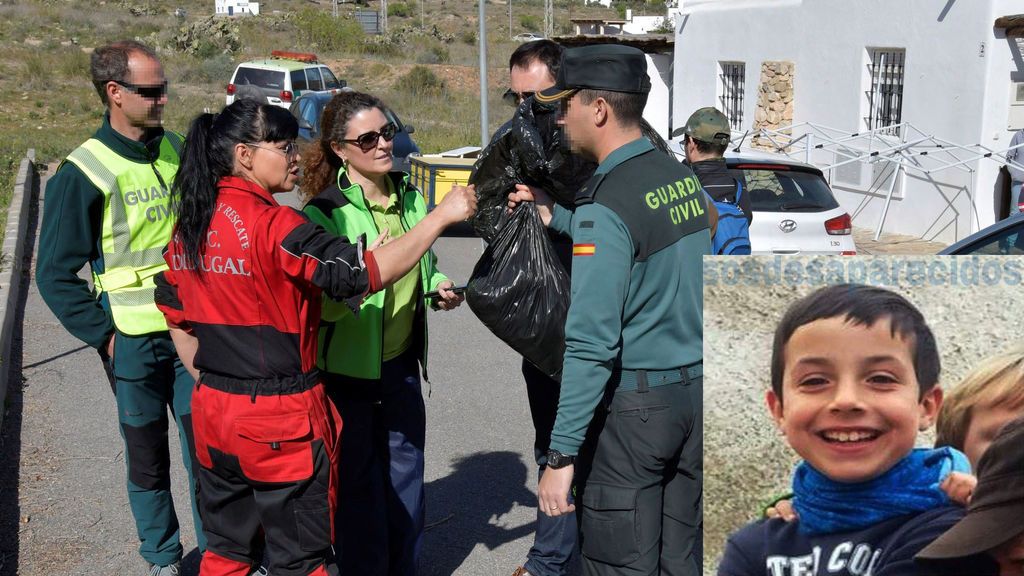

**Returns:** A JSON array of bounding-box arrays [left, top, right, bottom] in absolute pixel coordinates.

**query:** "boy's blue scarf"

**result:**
[[792, 447, 971, 535]]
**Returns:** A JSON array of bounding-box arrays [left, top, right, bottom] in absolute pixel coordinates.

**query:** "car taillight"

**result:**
[[280, 90, 293, 102], [226, 83, 236, 95], [825, 213, 852, 235], [841, 250, 857, 255]]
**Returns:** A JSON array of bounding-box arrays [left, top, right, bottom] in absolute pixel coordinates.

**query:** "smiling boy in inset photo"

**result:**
[[717, 284, 995, 576]]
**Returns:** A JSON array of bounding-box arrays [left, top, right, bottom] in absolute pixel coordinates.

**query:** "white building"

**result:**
[[572, 9, 681, 36], [571, 18, 627, 35], [623, 14, 671, 35], [673, 0, 1024, 243], [215, 0, 260, 16]]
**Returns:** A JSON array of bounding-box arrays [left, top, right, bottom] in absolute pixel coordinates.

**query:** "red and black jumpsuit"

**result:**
[[154, 176, 382, 576]]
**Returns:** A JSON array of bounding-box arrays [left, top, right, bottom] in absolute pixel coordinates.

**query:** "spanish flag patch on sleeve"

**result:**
[[573, 243, 596, 257]]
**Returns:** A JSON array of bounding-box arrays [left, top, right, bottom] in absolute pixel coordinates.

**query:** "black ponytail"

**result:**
[[171, 99, 297, 273], [173, 112, 219, 274]]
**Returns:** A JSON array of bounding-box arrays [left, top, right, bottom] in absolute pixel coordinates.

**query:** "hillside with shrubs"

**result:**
[[0, 0, 674, 218]]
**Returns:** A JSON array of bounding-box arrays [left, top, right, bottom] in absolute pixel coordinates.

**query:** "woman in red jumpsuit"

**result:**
[[154, 99, 475, 576]]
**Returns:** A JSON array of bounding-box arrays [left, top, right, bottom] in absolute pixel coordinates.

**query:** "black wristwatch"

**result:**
[[546, 449, 575, 469]]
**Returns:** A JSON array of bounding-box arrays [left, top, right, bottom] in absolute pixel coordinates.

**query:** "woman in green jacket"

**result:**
[[301, 91, 463, 576]]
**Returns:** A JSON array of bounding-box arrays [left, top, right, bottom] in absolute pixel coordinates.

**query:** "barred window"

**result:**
[[865, 49, 905, 135], [718, 62, 745, 131]]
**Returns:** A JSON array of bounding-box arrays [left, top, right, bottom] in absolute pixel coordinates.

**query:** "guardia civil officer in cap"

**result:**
[[675, 107, 752, 223], [509, 44, 709, 576]]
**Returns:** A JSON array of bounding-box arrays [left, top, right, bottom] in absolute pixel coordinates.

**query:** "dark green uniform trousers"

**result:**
[[576, 378, 702, 576], [103, 331, 204, 566]]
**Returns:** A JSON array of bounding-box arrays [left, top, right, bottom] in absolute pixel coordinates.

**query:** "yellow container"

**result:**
[[409, 156, 477, 209]]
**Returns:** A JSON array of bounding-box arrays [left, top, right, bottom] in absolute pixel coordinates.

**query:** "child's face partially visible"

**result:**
[[964, 402, 1024, 468], [991, 533, 1024, 576], [767, 316, 942, 483]]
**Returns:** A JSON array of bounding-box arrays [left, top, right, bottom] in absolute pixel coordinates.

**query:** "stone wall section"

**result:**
[[752, 61, 794, 150]]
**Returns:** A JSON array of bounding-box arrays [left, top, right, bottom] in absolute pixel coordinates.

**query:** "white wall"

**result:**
[[623, 15, 672, 35], [978, 0, 1023, 225], [215, 0, 259, 15], [673, 0, 1022, 243], [644, 53, 674, 138]]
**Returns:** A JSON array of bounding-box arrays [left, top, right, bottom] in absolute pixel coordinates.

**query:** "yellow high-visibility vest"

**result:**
[[64, 133, 182, 335]]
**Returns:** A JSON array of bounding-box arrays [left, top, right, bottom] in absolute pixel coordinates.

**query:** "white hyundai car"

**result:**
[[670, 144, 857, 255]]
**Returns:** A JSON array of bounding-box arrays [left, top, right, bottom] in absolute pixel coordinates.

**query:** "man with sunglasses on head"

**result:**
[[490, 39, 582, 576], [36, 40, 203, 576]]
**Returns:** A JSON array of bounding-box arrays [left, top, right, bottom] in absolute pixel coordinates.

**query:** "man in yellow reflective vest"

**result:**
[[36, 40, 202, 576]]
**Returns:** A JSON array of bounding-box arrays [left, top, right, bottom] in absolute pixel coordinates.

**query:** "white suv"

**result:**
[[669, 143, 857, 255], [226, 51, 345, 109]]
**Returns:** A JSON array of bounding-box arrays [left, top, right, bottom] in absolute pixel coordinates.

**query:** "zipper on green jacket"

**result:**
[[359, 191, 388, 378]]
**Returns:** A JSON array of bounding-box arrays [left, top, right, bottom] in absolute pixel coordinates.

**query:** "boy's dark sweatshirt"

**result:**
[[717, 506, 998, 576]]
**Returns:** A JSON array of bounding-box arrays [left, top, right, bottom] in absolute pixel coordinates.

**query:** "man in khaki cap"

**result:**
[[675, 107, 752, 223], [679, 106, 753, 216]]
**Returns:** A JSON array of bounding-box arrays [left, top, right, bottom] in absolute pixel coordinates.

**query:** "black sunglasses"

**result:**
[[113, 80, 169, 100], [341, 122, 398, 152], [502, 89, 536, 107]]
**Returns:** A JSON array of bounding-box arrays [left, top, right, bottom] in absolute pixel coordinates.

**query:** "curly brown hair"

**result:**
[[300, 91, 388, 202]]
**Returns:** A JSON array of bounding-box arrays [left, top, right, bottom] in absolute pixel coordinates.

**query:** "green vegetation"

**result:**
[[394, 66, 446, 95], [519, 14, 541, 31], [293, 8, 367, 52], [0, 0, 622, 230], [611, 0, 666, 19], [387, 2, 412, 17], [648, 17, 674, 34], [415, 43, 451, 64]]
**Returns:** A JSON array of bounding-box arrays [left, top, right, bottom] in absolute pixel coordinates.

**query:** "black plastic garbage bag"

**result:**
[[466, 202, 571, 380], [469, 97, 596, 243]]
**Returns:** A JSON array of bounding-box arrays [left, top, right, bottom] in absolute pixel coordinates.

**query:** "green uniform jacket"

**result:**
[[304, 170, 448, 380], [548, 138, 711, 455], [36, 115, 175, 350]]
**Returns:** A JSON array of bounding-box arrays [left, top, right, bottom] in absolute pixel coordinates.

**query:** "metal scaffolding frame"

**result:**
[[731, 122, 1024, 240]]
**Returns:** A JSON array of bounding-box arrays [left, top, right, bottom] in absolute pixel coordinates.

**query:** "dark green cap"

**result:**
[[673, 106, 731, 145], [536, 44, 651, 103]]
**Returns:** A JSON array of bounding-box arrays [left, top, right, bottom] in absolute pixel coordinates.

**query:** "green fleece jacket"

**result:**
[[36, 115, 174, 350], [304, 169, 448, 380]]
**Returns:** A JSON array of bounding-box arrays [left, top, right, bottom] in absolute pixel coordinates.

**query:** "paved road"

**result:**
[[1, 186, 568, 575]]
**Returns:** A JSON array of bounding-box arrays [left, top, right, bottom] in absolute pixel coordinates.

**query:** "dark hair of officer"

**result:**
[[172, 98, 298, 274], [684, 134, 728, 157], [770, 284, 941, 402], [509, 39, 563, 77], [90, 40, 159, 106], [576, 89, 647, 128], [301, 91, 388, 202]]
